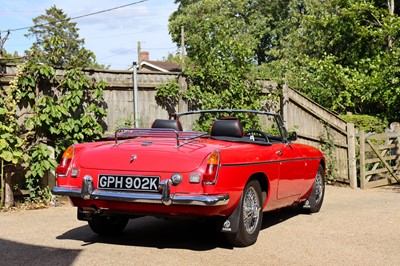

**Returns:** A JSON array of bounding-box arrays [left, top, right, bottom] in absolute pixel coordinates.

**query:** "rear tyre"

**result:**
[[88, 215, 129, 235], [226, 180, 263, 247], [301, 165, 325, 213]]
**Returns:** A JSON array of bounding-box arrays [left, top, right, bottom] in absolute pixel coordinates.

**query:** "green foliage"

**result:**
[[170, 1, 400, 122], [0, 73, 25, 164], [169, 0, 269, 128], [3, 38, 108, 201], [0, 66, 25, 207], [171, 0, 291, 65], [15, 54, 107, 151], [318, 122, 337, 183], [162, 52, 183, 65], [340, 114, 387, 133], [261, 0, 400, 121], [11, 57, 107, 198], [2, 6, 108, 204], [155, 80, 181, 113], [25, 144, 58, 198]]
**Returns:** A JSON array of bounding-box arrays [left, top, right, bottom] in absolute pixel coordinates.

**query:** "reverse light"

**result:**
[[189, 173, 201, 184], [56, 146, 75, 177], [203, 150, 220, 185]]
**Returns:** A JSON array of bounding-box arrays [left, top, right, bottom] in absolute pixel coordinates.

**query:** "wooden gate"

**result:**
[[359, 129, 400, 189]]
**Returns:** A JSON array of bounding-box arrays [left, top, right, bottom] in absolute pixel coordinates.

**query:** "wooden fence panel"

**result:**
[[282, 85, 354, 184], [0, 64, 360, 188]]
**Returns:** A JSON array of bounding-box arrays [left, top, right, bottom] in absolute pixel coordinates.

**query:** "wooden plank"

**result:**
[[366, 139, 400, 183], [366, 132, 400, 141], [288, 89, 347, 130], [366, 177, 400, 189], [359, 130, 366, 189], [365, 155, 397, 164], [347, 123, 357, 189], [297, 132, 348, 149], [288, 94, 347, 135], [366, 167, 393, 175], [374, 144, 396, 150]]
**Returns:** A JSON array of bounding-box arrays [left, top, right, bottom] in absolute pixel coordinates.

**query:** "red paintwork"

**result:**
[[55, 133, 324, 217]]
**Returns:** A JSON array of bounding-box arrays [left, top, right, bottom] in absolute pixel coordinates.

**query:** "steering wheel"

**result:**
[[244, 129, 270, 142]]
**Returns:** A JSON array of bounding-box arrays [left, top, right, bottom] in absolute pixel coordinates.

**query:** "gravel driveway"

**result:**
[[0, 185, 399, 266]]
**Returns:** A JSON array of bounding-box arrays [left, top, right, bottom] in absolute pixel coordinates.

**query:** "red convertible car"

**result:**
[[52, 110, 325, 247]]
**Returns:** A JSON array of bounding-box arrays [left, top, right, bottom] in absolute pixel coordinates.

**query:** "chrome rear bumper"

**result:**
[[52, 175, 229, 207]]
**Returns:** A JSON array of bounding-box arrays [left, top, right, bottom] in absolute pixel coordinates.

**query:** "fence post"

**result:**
[[347, 123, 357, 189], [395, 126, 400, 169], [178, 74, 187, 113], [281, 81, 289, 123], [359, 130, 366, 189]]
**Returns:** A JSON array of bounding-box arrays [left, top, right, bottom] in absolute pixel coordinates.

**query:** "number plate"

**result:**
[[98, 175, 160, 192]]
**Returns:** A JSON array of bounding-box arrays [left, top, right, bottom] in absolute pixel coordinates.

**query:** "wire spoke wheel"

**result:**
[[226, 179, 263, 247], [300, 164, 325, 213], [242, 187, 260, 234], [314, 170, 324, 205]]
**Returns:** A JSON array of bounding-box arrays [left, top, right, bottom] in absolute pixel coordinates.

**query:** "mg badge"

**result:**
[[222, 220, 232, 232], [130, 154, 137, 163]]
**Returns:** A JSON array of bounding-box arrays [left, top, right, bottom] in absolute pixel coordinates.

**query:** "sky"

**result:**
[[0, 0, 179, 69]]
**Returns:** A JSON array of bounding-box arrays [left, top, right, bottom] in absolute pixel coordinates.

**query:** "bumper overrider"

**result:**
[[52, 175, 230, 206]]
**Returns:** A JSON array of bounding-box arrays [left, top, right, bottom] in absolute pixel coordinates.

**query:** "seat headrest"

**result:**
[[210, 119, 244, 138], [151, 119, 182, 131]]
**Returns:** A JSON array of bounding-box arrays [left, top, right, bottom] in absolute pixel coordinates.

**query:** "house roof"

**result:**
[[140, 60, 181, 73]]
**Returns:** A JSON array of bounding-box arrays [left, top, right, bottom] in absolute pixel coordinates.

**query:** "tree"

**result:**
[[261, 0, 400, 121], [168, 0, 270, 129], [25, 5, 107, 69], [171, 0, 293, 66], [170, 1, 400, 123]]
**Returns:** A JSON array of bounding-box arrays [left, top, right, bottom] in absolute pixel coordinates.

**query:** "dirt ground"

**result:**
[[0, 185, 399, 266]]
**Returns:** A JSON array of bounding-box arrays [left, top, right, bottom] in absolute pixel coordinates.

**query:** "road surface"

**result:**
[[0, 185, 399, 266]]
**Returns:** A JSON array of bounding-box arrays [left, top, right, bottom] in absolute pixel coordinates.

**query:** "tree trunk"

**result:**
[[0, 160, 4, 207], [388, 0, 394, 50], [4, 169, 14, 207], [388, 0, 394, 15], [388, 0, 394, 49]]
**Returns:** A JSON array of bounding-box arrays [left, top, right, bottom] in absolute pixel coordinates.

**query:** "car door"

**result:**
[[273, 143, 307, 200]]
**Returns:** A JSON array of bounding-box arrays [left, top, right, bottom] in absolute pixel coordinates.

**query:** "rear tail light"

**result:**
[[203, 150, 220, 185], [56, 146, 75, 177]]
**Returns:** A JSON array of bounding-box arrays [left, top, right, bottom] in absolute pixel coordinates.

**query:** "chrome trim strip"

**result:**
[[52, 186, 229, 206]]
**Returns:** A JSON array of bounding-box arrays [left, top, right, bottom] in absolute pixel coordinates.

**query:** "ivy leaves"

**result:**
[[1, 6, 108, 205], [3, 53, 107, 199], [0, 74, 25, 166]]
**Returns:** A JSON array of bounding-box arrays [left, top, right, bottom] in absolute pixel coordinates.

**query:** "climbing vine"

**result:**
[[155, 80, 181, 114], [318, 122, 337, 183], [7, 48, 107, 201], [0, 66, 25, 207]]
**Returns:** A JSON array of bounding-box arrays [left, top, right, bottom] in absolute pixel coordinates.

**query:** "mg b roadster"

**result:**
[[52, 110, 325, 247]]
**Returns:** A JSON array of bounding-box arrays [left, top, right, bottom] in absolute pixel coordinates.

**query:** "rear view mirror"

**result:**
[[288, 131, 297, 141]]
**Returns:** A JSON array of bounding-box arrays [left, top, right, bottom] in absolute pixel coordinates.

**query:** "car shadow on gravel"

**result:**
[[56, 207, 302, 250], [0, 238, 81, 265], [261, 206, 302, 230]]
